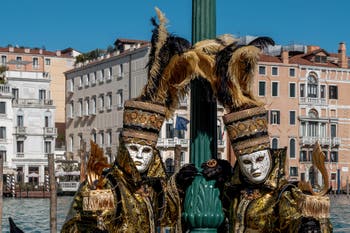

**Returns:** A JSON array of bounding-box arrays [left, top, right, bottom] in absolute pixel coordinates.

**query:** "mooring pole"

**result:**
[[182, 1, 224, 232], [0, 154, 3, 233], [80, 140, 86, 183], [48, 154, 57, 233], [174, 144, 182, 172]]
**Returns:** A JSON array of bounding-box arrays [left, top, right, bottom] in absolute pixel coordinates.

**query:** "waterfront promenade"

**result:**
[[0, 195, 349, 232]]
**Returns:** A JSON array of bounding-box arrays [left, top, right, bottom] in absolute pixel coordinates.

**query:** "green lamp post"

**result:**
[[182, 0, 225, 232]]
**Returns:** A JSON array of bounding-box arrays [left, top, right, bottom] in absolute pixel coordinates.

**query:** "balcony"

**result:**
[[299, 97, 327, 105], [12, 98, 53, 107], [43, 127, 57, 137], [0, 84, 11, 96], [14, 127, 26, 135], [299, 136, 341, 147], [7, 70, 47, 80], [157, 138, 189, 148]]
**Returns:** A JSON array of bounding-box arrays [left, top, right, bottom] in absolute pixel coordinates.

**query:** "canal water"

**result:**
[[1, 195, 350, 232]]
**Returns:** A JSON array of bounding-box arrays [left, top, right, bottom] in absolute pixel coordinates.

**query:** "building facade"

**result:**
[[0, 46, 74, 184], [253, 42, 350, 192]]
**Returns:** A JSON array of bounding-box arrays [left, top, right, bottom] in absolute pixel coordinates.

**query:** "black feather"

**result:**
[[248, 36, 275, 49], [9, 217, 24, 233]]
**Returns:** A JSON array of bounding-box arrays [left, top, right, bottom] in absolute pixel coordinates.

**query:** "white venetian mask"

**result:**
[[238, 149, 271, 183], [125, 143, 154, 173]]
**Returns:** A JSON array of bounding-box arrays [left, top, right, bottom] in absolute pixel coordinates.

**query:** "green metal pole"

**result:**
[[182, 1, 224, 232]]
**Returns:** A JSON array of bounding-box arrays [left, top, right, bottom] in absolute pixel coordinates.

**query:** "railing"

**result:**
[[43, 127, 57, 136], [12, 98, 53, 107], [0, 84, 11, 94], [157, 138, 189, 148], [332, 137, 341, 146], [299, 136, 331, 146], [7, 71, 46, 79], [299, 97, 327, 105], [16, 153, 24, 158], [14, 127, 26, 135]]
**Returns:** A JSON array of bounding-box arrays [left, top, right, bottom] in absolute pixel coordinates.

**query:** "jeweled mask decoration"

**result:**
[[238, 149, 271, 183], [126, 143, 154, 174]]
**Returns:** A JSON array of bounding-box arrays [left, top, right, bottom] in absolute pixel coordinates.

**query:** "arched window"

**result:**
[[289, 138, 296, 158], [272, 138, 278, 149], [307, 73, 318, 98], [308, 109, 318, 118]]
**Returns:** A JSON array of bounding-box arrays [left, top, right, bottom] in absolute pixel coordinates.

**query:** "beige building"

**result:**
[[251, 42, 350, 192]]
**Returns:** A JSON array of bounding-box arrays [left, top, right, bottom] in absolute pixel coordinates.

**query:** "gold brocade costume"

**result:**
[[222, 149, 332, 233]]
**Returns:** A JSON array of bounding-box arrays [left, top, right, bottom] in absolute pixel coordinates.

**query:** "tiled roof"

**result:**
[[259, 54, 282, 63], [0, 47, 73, 58], [114, 38, 149, 45]]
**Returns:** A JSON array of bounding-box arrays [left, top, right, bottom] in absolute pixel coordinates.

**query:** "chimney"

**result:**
[[56, 50, 61, 56], [281, 50, 289, 64], [338, 42, 347, 68], [39, 49, 43, 54], [307, 45, 320, 53], [9, 46, 14, 52]]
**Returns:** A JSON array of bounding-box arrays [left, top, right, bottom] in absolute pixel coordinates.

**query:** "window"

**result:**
[[289, 83, 296, 97], [85, 74, 90, 87], [45, 116, 49, 127], [78, 76, 83, 88], [69, 136, 73, 152], [118, 64, 123, 78], [330, 151, 338, 162], [272, 138, 278, 149], [271, 67, 278, 76], [99, 95, 104, 111], [289, 68, 295, 77], [0, 151, 6, 162], [45, 141, 51, 154], [91, 97, 96, 114], [300, 151, 307, 162], [78, 99, 83, 117], [271, 82, 279, 96], [307, 122, 318, 137], [69, 102, 74, 118], [300, 84, 305, 97], [1, 55, 7, 65], [45, 58, 51, 65], [109, 67, 113, 79], [270, 110, 280, 124], [258, 81, 266, 96], [12, 88, 19, 99], [16, 56, 22, 68], [68, 79, 74, 92], [307, 75, 318, 98], [100, 132, 104, 146], [329, 86, 338, 99], [32, 57, 39, 68], [166, 122, 174, 138], [92, 133, 97, 143], [117, 90, 123, 108], [0, 127, 6, 139], [290, 167, 298, 176], [91, 72, 96, 85], [320, 85, 326, 98], [107, 94, 112, 110], [289, 111, 296, 125], [258, 66, 266, 75], [17, 141, 24, 153], [331, 173, 337, 181], [0, 102, 5, 114], [330, 124, 337, 138], [39, 89, 46, 100], [17, 115, 23, 127], [84, 99, 89, 116], [107, 131, 112, 146], [289, 138, 296, 158]]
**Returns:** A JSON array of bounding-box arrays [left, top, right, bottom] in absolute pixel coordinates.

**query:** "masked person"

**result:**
[[201, 38, 333, 233], [61, 8, 197, 233]]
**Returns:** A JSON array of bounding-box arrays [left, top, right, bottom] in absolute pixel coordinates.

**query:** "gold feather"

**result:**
[[226, 45, 263, 109], [86, 140, 111, 189], [298, 141, 329, 196]]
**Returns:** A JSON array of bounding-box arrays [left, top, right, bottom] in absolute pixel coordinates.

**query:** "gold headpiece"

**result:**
[[223, 106, 269, 157], [122, 99, 166, 147]]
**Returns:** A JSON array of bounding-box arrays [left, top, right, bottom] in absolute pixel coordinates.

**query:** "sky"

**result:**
[[2, 0, 350, 54]]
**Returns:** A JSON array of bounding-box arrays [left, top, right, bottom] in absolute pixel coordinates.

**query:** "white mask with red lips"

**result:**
[[125, 143, 154, 174], [238, 149, 271, 184]]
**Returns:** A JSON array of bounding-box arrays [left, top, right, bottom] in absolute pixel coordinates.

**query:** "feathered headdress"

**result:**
[[216, 37, 275, 111], [139, 7, 191, 118]]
